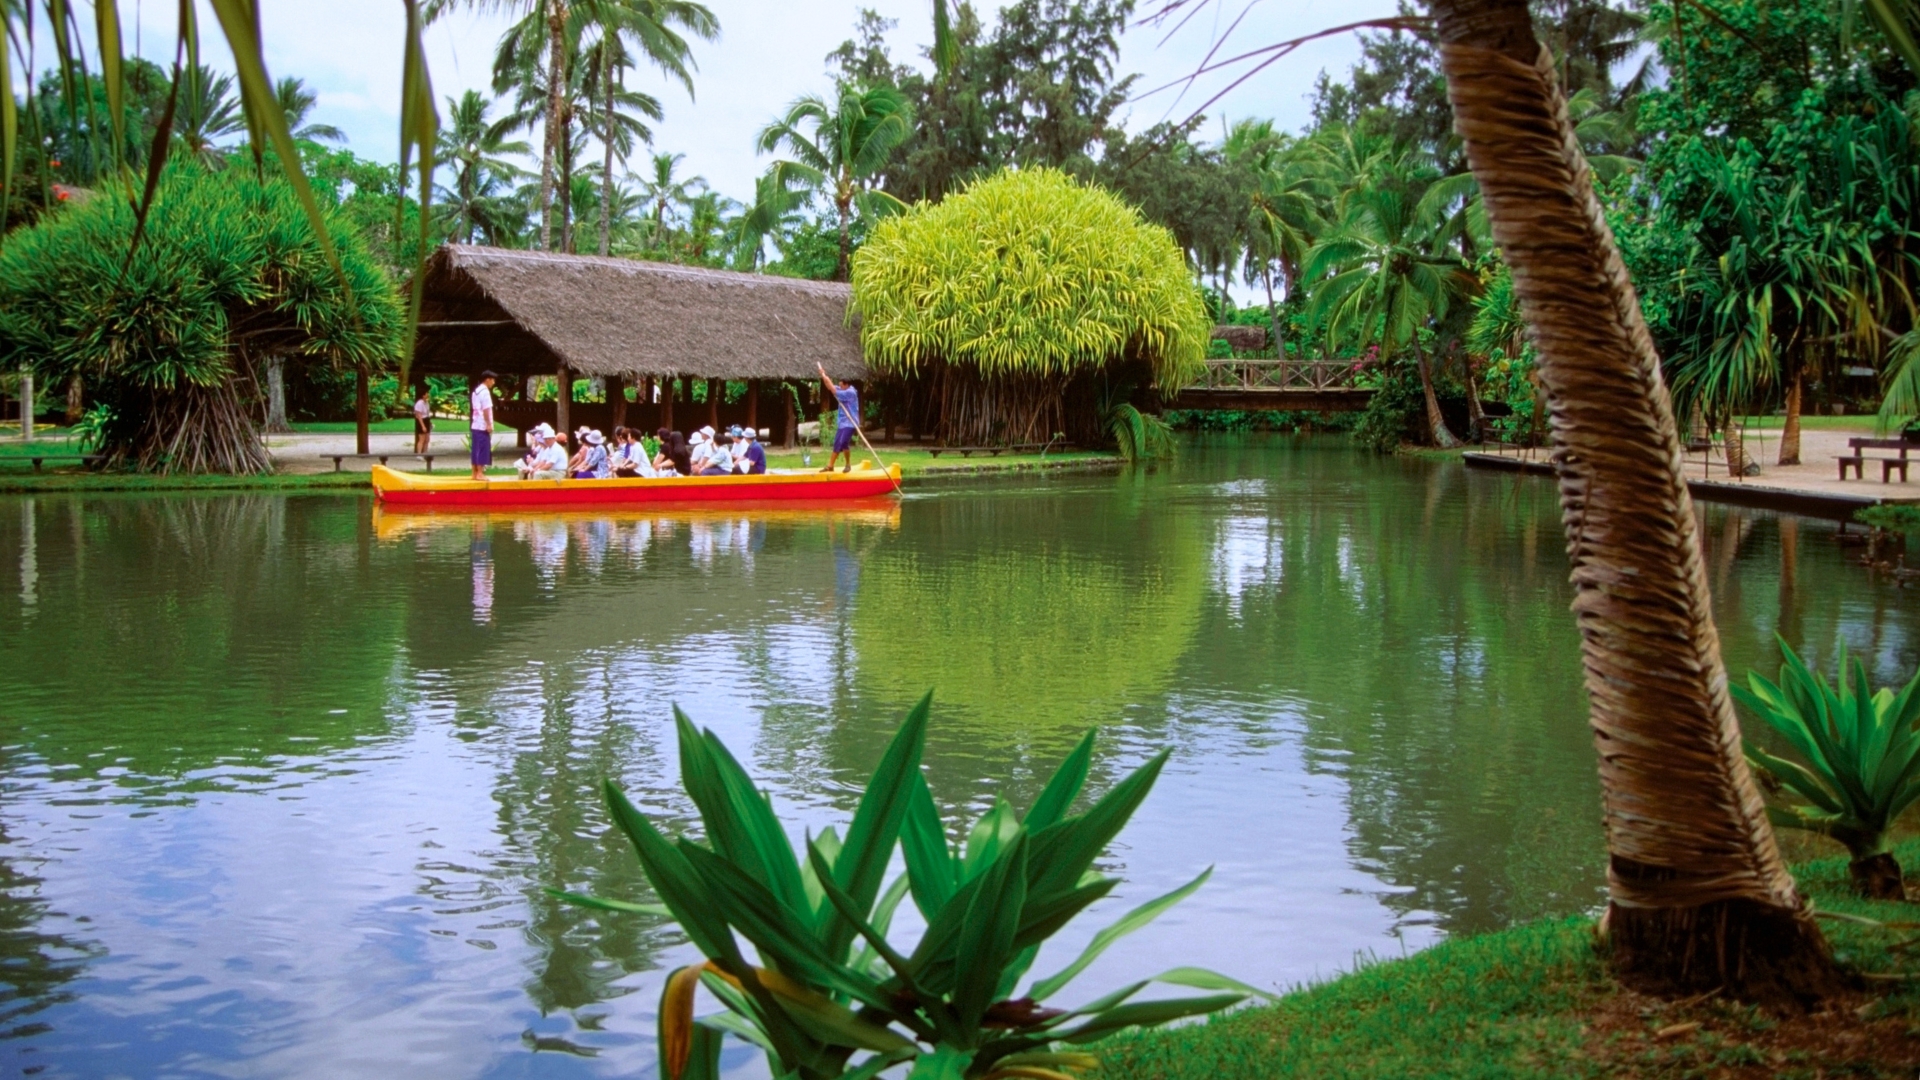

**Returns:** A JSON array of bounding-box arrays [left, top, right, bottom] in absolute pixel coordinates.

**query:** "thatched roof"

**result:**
[[412, 245, 868, 381]]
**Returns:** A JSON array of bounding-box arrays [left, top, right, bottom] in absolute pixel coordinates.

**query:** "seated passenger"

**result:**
[[611, 427, 656, 477], [530, 432, 568, 479], [687, 430, 713, 474], [735, 427, 767, 474], [701, 433, 736, 475], [575, 430, 610, 479], [516, 424, 554, 478]]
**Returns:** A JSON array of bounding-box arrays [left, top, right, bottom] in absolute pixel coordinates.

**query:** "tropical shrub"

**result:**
[[0, 160, 401, 473], [1737, 639, 1920, 899], [851, 168, 1210, 447], [564, 697, 1259, 1079], [1106, 403, 1177, 463]]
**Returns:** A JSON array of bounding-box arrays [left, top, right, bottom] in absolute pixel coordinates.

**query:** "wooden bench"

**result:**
[[1839, 437, 1916, 482], [324, 453, 439, 472], [13, 453, 103, 472], [925, 442, 1057, 459]]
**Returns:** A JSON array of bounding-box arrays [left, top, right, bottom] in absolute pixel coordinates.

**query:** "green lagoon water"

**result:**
[[0, 436, 1913, 1078]]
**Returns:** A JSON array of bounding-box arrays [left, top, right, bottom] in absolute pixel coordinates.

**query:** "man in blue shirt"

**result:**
[[737, 428, 768, 474], [818, 364, 861, 473]]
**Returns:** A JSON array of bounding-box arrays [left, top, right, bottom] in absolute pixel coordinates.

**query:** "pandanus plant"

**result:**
[[558, 696, 1260, 1079], [1737, 639, 1920, 900]]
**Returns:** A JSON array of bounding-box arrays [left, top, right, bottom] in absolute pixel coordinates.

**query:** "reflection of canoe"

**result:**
[[371, 499, 902, 540], [371, 462, 902, 507]]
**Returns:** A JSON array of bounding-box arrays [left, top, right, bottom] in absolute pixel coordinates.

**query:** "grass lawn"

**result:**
[[286, 419, 418, 434], [1101, 840, 1920, 1080]]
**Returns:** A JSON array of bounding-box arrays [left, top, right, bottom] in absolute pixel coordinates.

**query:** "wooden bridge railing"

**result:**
[[1185, 358, 1368, 393]]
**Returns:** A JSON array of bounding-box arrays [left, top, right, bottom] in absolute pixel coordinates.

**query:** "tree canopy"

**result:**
[[850, 167, 1208, 389], [0, 160, 401, 472]]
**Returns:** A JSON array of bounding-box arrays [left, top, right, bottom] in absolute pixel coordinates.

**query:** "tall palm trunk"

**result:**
[[1262, 264, 1284, 357], [599, 65, 614, 257], [538, 1, 570, 252], [1779, 366, 1803, 466], [834, 183, 853, 283], [1431, 0, 1843, 1005], [1413, 343, 1462, 448]]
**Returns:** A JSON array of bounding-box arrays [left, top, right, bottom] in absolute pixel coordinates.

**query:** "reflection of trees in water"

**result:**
[[0, 818, 102, 1042], [0, 495, 404, 788], [847, 486, 1208, 809]]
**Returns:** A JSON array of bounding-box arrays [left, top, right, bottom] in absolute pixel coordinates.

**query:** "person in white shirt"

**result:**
[[701, 434, 736, 475], [687, 430, 713, 473], [412, 390, 432, 453], [469, 371, 497, 480]]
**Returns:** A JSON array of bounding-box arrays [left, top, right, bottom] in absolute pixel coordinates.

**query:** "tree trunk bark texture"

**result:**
[[64, 374, 83, 425], [1850, 854, 1906, 901], [264, 356, 290, 433], [354, 365, 370, 456], [539, 3, 569, 252], [600, 67, 614, 258], [1414, 348, 1462, 448], [1779, 370, 1803, 466], [1432, 0, 1843, 1007], [556, 364, 573, 437], [933, 364, 1068, 447]]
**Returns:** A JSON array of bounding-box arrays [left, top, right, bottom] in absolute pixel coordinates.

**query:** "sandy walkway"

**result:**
[[264, 424, 518, 474]]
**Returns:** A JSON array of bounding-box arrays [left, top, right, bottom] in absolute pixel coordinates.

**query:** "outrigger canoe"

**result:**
[[370, 462, 903, 508]]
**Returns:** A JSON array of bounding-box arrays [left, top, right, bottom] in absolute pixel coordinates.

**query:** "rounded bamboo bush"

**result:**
[[0, 160, 401, 473], [850, 168, 1209, 446]]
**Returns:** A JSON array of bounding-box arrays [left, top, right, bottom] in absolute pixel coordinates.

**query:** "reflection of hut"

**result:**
[[407, 245, 867, 446]]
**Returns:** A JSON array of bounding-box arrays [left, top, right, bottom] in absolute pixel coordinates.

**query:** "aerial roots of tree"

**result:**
[[112, 381, 275, 475]]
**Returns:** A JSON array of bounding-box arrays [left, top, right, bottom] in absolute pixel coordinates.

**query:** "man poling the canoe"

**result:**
[[817, 363, 901, 493]]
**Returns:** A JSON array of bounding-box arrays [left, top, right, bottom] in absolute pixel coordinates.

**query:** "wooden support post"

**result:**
[[608, 374, 627, 430], [662, 376, 675, 429], [783, 382, 796, 449], [707, 377, 721, 429], [354, 364, 370, 455], [18, 369, 32, 441], [747, 379, 760, 434], [556, 364, 573, 437]]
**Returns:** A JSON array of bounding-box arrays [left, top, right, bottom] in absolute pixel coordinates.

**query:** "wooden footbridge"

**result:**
[[1174, 359, 1374, 412]]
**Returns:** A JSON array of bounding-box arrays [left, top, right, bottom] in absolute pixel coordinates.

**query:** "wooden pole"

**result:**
[[354, 364, 370, 455], [783, 382, 796, 448], [556, 363, 573, 437], [707, 377, 721, 429], [18, 369, 32, 441], [747, 378, 760, 434], [609, 373, 627, 430], [662, 376, 675, 429]]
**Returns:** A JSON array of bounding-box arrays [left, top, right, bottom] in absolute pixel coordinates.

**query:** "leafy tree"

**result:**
[[435, 89, 530, 244], [0, 161, 401, 472], [173, 64, 247, 169], [851, 167, 1208, 445], [636, 150, 705, 242], [273, 77, 345, 144], [756, 83, 912, 281]]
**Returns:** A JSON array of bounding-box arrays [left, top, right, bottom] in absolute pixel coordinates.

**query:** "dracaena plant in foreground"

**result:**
[[1737, 638, 1920, 902], [557, 694, 1262, 1079]]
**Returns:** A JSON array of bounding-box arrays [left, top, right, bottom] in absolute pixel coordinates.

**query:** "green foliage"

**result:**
[[1351, 363, 1431, 454], [852, 168, 1209, 390], [0, 160, 401, 470], [567, 699, 1256, 1080], [1856, 503, 1920, 534], [1736, 638, 1920, 869], [1106, 402, 1176, 463]]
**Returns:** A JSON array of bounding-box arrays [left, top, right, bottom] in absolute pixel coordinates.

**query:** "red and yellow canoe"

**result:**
[[370, 462, 903, 508]]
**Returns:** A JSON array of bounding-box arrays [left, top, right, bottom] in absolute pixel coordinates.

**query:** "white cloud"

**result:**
[[98, 0, 1397, 203]]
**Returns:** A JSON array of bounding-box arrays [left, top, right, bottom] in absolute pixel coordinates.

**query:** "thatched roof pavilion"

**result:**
[[404, 245, 868, 444]]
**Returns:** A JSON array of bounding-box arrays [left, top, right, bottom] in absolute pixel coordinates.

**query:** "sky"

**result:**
[[90, 0, 1400, 204]]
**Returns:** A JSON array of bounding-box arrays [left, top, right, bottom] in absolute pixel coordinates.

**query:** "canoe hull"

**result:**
[[370, 464, 902, 507]]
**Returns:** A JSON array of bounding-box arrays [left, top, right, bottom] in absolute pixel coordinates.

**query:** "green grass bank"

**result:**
[[1103, 842, 1920, 1080]]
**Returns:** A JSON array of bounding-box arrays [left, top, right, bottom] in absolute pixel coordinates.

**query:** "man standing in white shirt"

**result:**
[[470, 371, 497, 480]]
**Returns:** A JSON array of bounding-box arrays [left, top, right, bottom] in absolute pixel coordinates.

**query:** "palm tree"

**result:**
[[1227, 122, 1326, 357], [756, 83, 913, 281], [728, 170, 806, 270], [579, 31, 663, 255], [1304, 170, 1473, 447], [174, 65, 246, 168], [435, 90, 529, 243], [435, 0, 715, 251], [1426, 0, 1843, 1002], [636, 151, 704, 243], [273, 77, 345, 144]]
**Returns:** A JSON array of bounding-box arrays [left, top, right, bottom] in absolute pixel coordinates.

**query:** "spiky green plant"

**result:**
[[1736, 638, 1920, 899], [1107, 403, 1177, 464], [0, 159, 401, 473], [560, 696, 1261, 1080]]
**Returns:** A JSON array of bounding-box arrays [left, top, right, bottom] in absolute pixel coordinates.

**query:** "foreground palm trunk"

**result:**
[[1430, 0, 1844, 1005]]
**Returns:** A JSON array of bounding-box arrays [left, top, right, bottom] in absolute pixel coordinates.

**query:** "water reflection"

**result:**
[[0, 444, 1915, 1078]]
